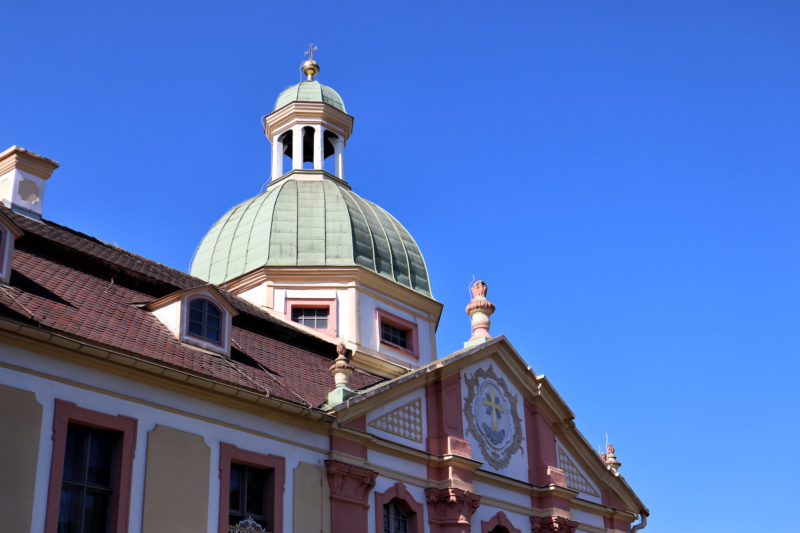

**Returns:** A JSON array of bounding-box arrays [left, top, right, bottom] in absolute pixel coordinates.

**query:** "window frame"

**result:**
[[44, 400, 137, 533], [181, 294, 231, 353], [376, 309, 419, 358], [218, 443, 285, 533], [374, 482, 424, 533], [284, 298, 337, 337]]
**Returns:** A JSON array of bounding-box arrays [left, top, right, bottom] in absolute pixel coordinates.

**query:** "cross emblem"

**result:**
[[305, 43, 318, 61], [482, 388, 505, 432]]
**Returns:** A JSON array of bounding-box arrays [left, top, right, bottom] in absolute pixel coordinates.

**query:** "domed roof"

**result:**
[[190, 179, 431, 296], [274, 81, 346, 112]]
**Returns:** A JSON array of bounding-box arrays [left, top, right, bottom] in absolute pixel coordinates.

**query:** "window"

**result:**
[[228, 463, 270, 531], [374, 483, 423, 533], [45, 401, 137, 533], [481, 511, 522, 533], [188, 297, 222, 343], [377, 309, 418, 358], [284, 298, 336, 337], [291, 307, 328, 330], [58, 424, 119, 532], [381, 322, 408, 349], [383, 501, 408, 533], [219, 444, 285, 533]]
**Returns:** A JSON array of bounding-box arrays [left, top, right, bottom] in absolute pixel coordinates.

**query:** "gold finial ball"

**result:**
[[302, 59, 320, 81]]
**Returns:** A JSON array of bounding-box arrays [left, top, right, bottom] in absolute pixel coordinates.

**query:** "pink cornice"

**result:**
[[374, 482, 424, 533], [425, 487, 481, 533], [530, 515, 579, 533], [482, 511, 522, 533]]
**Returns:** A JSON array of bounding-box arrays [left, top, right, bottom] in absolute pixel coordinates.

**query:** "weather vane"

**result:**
[[302, 43, 320, 80]]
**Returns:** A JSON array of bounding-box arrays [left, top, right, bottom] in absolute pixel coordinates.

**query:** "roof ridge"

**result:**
[[3, 207, 199, 286]]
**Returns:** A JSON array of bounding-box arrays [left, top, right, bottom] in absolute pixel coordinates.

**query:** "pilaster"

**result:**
[[325, 459, 377, 533]]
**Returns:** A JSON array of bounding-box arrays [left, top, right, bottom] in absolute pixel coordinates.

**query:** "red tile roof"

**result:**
[[0, 208, 384, 407]]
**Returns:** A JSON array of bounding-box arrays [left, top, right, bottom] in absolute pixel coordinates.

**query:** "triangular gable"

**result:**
[[331, 336, 647, 516], [144, 284, 239, 316]]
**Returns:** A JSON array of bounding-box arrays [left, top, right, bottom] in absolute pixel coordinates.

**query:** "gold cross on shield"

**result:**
[[482, 388, 505, 432]]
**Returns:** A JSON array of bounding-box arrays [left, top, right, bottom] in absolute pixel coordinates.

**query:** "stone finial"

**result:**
[[602, 442, 622, 471], [325, 343, 357, 408], [329, 343, 354, 386], [464, 280, 496, 347]]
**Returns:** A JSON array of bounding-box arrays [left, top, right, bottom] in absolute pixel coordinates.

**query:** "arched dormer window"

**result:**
[[188, 297, 222, 343], [146, 286, 236, 357]]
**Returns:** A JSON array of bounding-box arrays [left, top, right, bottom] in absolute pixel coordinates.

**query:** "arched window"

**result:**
[[383, 500, 408, 533], [374, 483, 423, 533], [187, 298, 221, 343]]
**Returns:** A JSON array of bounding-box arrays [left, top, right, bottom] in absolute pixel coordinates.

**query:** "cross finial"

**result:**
[[305, 43, 317, 61], [301, 43, 320, 81]]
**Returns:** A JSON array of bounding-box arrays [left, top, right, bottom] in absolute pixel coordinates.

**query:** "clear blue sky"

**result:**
[[4, 2, 799, 531]]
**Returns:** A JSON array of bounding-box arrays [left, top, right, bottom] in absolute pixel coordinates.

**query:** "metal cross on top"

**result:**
[[482, 388, 505, 432], [305, 43, 318, 61]]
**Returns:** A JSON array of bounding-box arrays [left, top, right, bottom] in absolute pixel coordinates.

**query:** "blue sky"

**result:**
[[4, 2, 800, 531]]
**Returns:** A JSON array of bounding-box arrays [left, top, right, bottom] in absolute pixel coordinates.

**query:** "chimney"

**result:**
[[0, 146, 59, 219]]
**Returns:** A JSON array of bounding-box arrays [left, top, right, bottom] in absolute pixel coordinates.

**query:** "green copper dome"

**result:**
[[274, 81, 346, 112], [190, 178, 431, 296]]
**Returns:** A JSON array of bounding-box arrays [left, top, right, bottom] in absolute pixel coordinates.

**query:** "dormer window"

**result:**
[[188, 297, 222, 343], [284, 298, 337, 337], [0, 212, 23, 284], [146, 285, 237, 357], [377, 309, 418, 358]]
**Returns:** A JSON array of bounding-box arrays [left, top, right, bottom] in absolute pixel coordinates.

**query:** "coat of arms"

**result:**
[[463, 365, 523, 470]]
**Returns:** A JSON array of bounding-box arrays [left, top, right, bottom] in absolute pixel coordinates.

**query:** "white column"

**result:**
[[271, 134, 283, 179], [334, 138, 345, 179], [313, 125, 323, 170], [292, 126, 303, 170]]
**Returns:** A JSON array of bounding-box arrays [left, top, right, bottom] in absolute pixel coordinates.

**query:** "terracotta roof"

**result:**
[[0, 207, 385, 407]]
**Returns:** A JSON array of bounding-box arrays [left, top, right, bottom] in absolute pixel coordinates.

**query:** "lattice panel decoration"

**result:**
[[557, 446, 599, 496], [368, 398, 423, 442]]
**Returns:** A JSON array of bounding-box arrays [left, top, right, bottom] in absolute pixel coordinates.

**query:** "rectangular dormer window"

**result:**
[[291, 307, 329, 330], [377, 308, 418, 358], [285, 298, 337, 337], [381, 321, 408, 349]]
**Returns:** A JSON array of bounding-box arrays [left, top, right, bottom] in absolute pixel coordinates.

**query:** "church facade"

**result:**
[[0, 54, 649, 533]]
